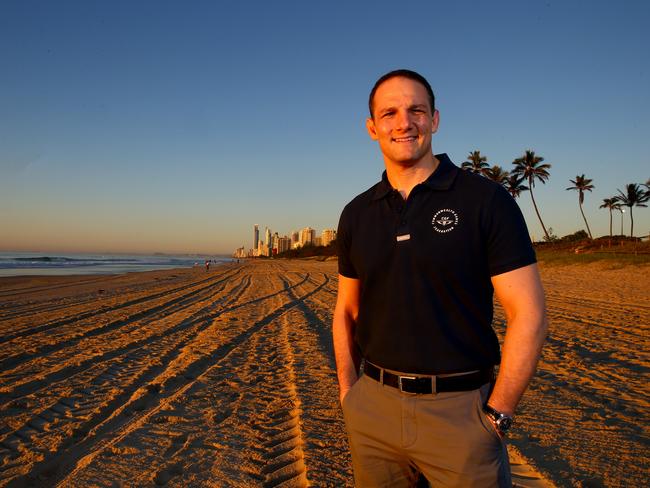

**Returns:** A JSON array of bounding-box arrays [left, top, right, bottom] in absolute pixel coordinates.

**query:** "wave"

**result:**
[[12, 256, 140, 263], [14, 256, 89, 263], [0, 254, 232, 273]]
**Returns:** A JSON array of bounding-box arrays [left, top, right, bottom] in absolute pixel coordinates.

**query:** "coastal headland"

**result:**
[[0, 259, 647, 487]]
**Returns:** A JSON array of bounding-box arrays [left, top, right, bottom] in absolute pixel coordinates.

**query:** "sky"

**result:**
[[1, 0, 648, 254]]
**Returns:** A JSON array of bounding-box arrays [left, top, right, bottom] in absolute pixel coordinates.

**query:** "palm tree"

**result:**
[[599, 197, 619, 239], [461, 150, 489, 175], [616, 183, 649, 237], [504, 174, 528, 198], [484, 165, 509, 185], [512, 150, 552, 241], [566, 174, 595, 239]]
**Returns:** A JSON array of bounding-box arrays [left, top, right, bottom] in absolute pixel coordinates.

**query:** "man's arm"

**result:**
[[332, 274, 361, 405], [488, 263, 548, 416]]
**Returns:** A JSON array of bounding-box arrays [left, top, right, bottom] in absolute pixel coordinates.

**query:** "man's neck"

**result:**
[[385, 154, 440, 200]]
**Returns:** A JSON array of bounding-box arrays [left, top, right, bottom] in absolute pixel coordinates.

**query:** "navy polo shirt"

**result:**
[[337, 153, 536, 374]]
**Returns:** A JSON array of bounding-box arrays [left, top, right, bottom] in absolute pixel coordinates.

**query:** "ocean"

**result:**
[[0, 252, 233, 277]]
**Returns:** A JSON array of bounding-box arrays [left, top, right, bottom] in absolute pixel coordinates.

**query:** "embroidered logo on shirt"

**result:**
[[432, 209, 459, 233]]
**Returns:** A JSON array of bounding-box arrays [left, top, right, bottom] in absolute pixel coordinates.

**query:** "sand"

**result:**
[[498, 260, 650, 487], [0, 259, 646, 487]]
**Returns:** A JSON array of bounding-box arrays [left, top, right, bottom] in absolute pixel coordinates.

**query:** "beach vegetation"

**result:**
[[542, 227, 558, 243], [461, 153, 527, 198], [461, 150, 489, 175], [616, 183, 649, 237], [566, 174, 595, 239], [484, 165, 509, 185], [559, 230, 589, 242], [599, 197, 620, 240], [504, 174, 528, 199], [276, 241, 337, 259], [535, 234, 649, 266], [511, 150, 552, 242]]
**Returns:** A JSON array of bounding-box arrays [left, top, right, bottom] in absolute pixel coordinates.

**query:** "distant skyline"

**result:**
[[2, 1, 648, 254]]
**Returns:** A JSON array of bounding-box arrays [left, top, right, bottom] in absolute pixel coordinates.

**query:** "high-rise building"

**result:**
[[321, 229, 336, 246], [272, 232, 280, 255], [265, 227, 272, 249], [321, 229, 337, 246], [253, 224, 259, 251], [299, 227, 316, 247], [291, 231, 300, 248], [278, 236, 291, 253]]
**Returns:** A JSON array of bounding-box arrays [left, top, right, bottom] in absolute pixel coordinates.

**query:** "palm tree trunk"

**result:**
[[629, 206, 634, 237], [579, 202, 593, 239], [620, 210, 624, 235], [608, 209, 612, 237], [528, 178, 550, 241], [608, 208, 612, 246]]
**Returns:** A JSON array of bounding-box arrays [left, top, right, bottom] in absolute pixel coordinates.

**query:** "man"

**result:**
[[333, 69, 547, 487]]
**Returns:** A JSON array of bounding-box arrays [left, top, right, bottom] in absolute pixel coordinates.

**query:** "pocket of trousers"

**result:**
[[474, 387, 504, 444], [341, 374, 364, 412]]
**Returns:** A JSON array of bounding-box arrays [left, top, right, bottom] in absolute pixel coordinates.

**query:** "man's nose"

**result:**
[[395, 110, 413, 130]]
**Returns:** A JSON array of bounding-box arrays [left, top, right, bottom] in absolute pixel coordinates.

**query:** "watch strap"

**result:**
[[483, 404, 514, 433]]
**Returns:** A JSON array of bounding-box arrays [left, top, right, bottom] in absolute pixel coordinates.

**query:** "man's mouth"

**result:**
[[393, 136, 417, 143]]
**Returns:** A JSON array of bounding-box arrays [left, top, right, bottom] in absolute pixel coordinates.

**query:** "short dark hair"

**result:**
[[368, 69, 435, 118]]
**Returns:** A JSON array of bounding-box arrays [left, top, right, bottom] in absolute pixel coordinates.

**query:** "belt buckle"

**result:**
[[398, 375, 437, 394], [398, 375, 416, 393]]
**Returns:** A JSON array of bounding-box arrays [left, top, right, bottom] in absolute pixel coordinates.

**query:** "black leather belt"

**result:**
[[363, 361, 493, 394]]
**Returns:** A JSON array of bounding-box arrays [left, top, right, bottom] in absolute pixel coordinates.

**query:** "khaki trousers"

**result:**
[[341, 374, 511, 487]]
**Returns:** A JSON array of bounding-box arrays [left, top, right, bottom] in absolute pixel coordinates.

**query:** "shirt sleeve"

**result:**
[[337, 204, 359, 278], [485, 185, 537, 276]]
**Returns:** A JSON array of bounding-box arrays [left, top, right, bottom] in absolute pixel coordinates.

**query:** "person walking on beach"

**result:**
[[333, 69, 548, 487]]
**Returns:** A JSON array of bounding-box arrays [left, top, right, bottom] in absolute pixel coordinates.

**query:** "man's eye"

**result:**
[[382, 112, 394, 118]]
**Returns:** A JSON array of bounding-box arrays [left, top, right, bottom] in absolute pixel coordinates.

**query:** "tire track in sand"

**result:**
[[0, 271, 247, 404], [1, 266, 326, 487], [0, 268, 243, 367], [0, 270, 229, 333], [0, 274, 253, 484]]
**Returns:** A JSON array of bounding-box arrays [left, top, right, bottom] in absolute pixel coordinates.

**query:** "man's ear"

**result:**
[[431, 110, 440, 134], [366, 117, 378, 140]]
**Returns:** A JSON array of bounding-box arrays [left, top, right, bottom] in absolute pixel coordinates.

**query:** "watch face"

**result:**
[[498, 417, 513, 432]]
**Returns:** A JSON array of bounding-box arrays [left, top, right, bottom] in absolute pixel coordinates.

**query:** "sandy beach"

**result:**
[[0, 259, 647, 487]]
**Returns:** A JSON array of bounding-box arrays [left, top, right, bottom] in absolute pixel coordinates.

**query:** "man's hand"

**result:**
[[339, 385, 352, 406], [484, 414, 506, 439]]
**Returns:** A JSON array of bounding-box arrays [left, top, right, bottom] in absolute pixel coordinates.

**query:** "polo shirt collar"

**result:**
[[371, 153, 458, 200]]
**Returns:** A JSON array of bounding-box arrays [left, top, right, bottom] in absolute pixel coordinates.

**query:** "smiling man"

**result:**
[[333, 69, 548, 487]]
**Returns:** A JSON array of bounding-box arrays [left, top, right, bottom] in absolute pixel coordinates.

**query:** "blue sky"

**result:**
[[1, 1, 648, 254]]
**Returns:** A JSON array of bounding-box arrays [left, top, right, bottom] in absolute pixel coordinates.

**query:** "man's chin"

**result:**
[[392, 154, 429, 167], [393, 159, 419, 167]]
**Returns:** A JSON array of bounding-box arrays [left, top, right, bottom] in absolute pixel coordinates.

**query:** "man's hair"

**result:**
[[368, 69, 435, 118]]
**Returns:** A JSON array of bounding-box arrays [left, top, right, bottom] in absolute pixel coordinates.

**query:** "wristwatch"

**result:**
[[483, 404, 514, 435]]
